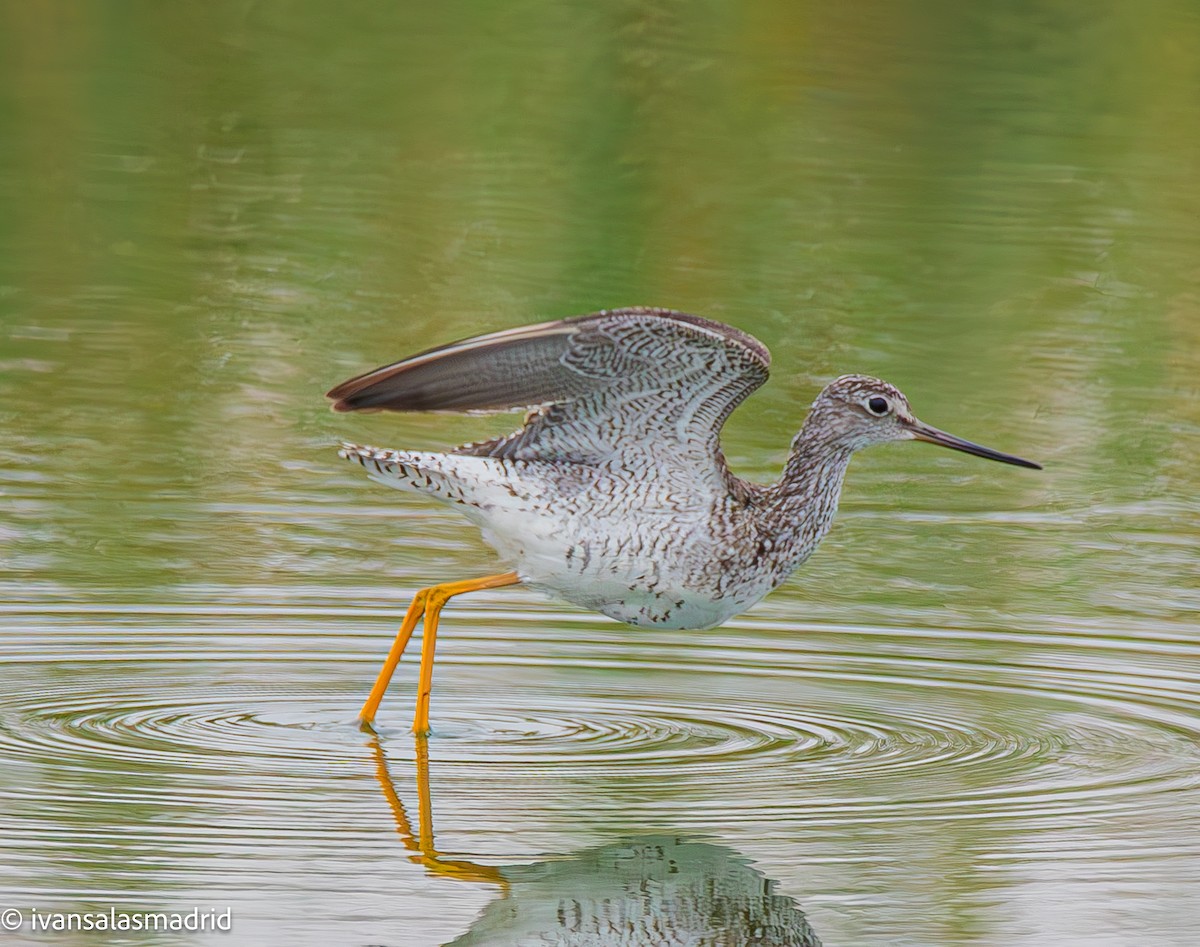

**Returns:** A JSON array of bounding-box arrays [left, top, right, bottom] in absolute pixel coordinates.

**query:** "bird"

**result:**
[[327, 307, 1041, 734]]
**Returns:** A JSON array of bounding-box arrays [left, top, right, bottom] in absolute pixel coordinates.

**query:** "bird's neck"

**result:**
[[760, 421, 856, 573]]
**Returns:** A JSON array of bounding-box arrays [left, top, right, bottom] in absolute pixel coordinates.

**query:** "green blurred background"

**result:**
[[1, 0, 1197, 603], [1, 2, 1198, 945]]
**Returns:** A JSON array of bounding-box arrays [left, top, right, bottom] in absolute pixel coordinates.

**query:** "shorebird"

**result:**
[[328, 307, 1040, 734]]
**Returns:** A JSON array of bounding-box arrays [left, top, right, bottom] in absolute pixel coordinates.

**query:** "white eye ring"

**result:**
[[866, 396, 890, 416]]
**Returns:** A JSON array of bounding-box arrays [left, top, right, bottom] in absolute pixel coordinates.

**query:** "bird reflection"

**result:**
[[370, 738, 822, 946]]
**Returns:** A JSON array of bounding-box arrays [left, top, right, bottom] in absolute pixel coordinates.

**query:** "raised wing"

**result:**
[[327, 307, 770, 483]]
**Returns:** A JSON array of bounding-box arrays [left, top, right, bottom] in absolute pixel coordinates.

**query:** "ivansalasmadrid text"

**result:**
[[25, 907, 232, 932]]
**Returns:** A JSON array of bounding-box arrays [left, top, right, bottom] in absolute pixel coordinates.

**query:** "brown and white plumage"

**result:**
[[331, 307, 1039, 627], [330, 307, 770, 494], [329, 308, 1040, 730]]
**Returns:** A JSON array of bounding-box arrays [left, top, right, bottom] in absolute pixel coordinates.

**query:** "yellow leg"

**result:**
[[358, 571, 520, 732], [411, 571, 520, 735], [359, 589, 429, 729]]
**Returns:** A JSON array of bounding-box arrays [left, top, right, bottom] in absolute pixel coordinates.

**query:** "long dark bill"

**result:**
[[906, 420, 1042, 470]]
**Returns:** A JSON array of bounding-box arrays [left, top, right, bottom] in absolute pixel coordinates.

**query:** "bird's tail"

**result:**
[[337, 442, 508, 508]]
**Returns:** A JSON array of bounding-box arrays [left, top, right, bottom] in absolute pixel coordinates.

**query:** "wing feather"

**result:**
[[327, 308, 770, 485]]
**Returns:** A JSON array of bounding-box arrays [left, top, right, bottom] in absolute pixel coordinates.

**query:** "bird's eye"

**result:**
[[867, 396, 890, 415]]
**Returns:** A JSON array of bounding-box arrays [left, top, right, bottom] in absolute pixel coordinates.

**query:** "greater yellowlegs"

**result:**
[[328, 308, 1040, 733]]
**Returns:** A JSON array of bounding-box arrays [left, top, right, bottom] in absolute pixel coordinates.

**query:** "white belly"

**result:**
[[358, 450, 779, 631], [469, 504, 765, 630]]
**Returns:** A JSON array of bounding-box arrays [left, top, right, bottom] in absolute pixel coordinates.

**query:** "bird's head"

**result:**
[[807, 374, 1041, 469]]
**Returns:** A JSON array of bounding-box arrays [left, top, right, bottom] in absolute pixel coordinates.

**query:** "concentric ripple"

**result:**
[[3, 599, 1199, 840], [3, 593, 1200, 947]]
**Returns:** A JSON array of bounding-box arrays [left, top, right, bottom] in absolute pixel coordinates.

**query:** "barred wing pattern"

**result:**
[[327, 308, 771, 489]]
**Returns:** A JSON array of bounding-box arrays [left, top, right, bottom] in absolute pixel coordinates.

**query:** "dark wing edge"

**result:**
[[325, 307, 770, 414]]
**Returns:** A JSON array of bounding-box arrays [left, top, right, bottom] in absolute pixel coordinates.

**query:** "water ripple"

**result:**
[[2, 602, 1198, 839]]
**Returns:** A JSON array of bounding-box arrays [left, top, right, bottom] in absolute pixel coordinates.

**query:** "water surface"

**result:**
[[1, 2, 1199, 944]]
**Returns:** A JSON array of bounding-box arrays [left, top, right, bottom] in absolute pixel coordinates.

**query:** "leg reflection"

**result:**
[[367, 740, 823, 946], [369, 735, 507, 887]]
